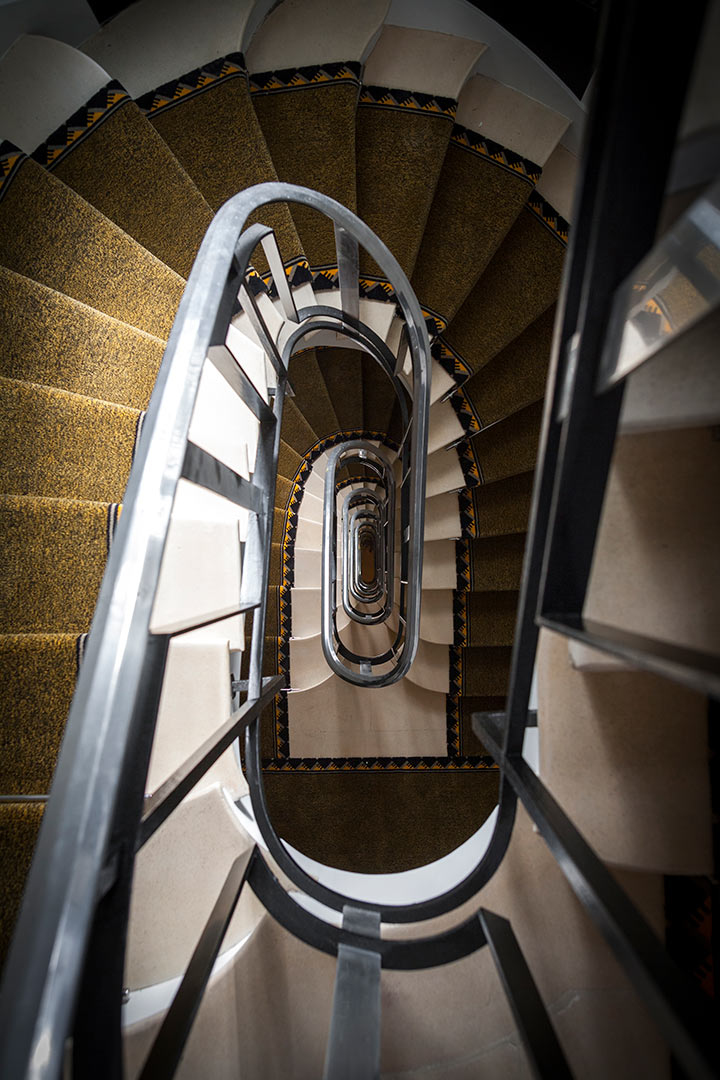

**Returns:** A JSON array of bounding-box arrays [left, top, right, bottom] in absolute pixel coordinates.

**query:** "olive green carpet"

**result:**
[[0, 149, 183, 338], [34, 90, 214, 278], [443, 198, 567, 377], [356, 87, 457, 279], [250, 65, 361, 267], [411, 127, 541, 326], [137, 55, 304, 269]]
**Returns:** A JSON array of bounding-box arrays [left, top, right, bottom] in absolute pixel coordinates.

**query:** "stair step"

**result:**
[[443, 196, 567, 379], [538, 629, 712, 874], [460, 645, 512, 696], [0, 267, 163, 410], [0, 496, 113, 633], [0, 377, 140, 501], [466, 399, 543, 485], [461, 303, 554, 428], [0, 801, 45, 969], [0, 633, 80, 794], [471, 471, 534, 538], [465, 591, 519, 647], [249, 61, 360, 267], [463, 533, 527, 592], [357, 26, 485, 279], [411, 66, 569, 325], [0, 153, 183, 339], [0, 36, 214, 278]]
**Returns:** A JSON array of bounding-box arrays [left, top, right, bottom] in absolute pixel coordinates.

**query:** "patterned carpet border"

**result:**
[[249, 62, 362, 96], [136, 53, 248, 117], [450, 124, 542, 185], [0, 141, 26, 204], [32, 81, 130, 170], [359, 84, 456, 119], [526, 190, 569, 245]]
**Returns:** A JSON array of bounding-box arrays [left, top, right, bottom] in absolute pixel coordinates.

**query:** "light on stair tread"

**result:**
[[456, 73, 570, 166], [245, 0, 390, 72], [81, 0, 253, 99], [0, 35, 110, 156], [362, 24, 487, 100]]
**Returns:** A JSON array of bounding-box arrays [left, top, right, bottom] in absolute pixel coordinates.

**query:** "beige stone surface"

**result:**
[[456, 74, 569, 165], [0, 36, 110, 154], [287, 674, 448, 757], [428, 399, 465, 454], [535, 143, 578, 220], [538, 629, 712, 874], [585, 427, 720, 657], [83, 0, 252, 97], [246, 0, 390, 70], [426, 445, 466, 497], [423, 489, 462, 540], [363, 25, 486, 98], [125, 788, 265, 987]]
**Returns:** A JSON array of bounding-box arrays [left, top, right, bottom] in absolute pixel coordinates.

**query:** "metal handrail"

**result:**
[[0, 182, 430, 1079], [322, 440, 416, 684]]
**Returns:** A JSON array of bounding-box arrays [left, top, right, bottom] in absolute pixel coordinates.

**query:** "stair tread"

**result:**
[[0, 266, 163, 410], [0, 495, 115, 633], [0, 376, 140, 502], [0, 153, 184, 338]]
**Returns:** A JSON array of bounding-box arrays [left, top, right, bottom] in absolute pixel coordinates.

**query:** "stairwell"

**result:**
[[0, 0, 717, 1077]]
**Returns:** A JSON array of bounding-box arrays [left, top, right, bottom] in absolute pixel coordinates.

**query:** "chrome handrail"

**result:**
[[0, 182, 430, 1080]]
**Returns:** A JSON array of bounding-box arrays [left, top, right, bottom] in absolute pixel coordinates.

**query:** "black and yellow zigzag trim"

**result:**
[[259, 257, 314, 297], [455, 538, 471, 593], [136, 52, 248, 117], [450, 389, 481, 437], [359, 84, 456, 119], [432, 338, 472, 386], [0, 140, 26, 204], [32, 81, 130, 170], [452, 591, 468, 648], [249, 61, 362, 96], [262, 755, 495, 772], [458, 488, 476, 539], [525, 190, 569, 245], [457, 438, 482, 488], [307, 266, 446, 337], [450, 124, 542, 185], [446, 645, 463, 756]]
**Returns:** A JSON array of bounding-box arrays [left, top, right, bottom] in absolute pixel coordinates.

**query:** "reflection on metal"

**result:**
[[599, 177, 720, 391]]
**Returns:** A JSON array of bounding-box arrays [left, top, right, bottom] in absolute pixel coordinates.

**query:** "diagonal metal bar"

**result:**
[[238, 282, 285, 378], [137, 847, 256, 1080], [334, 222, 360, 323], [541, 614, 720, 699], [478, 909, 573, 1080], [138, 675, 283, 849], [323, 907, 381, 1080], [181, 441, 263, 514], [207, 344, 275, 425], [473, 712, 716, 1080], [260, 231, 299, 323]]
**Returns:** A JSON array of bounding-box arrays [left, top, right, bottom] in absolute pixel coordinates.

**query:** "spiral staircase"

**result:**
[[0, 0, 717, 1077]]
